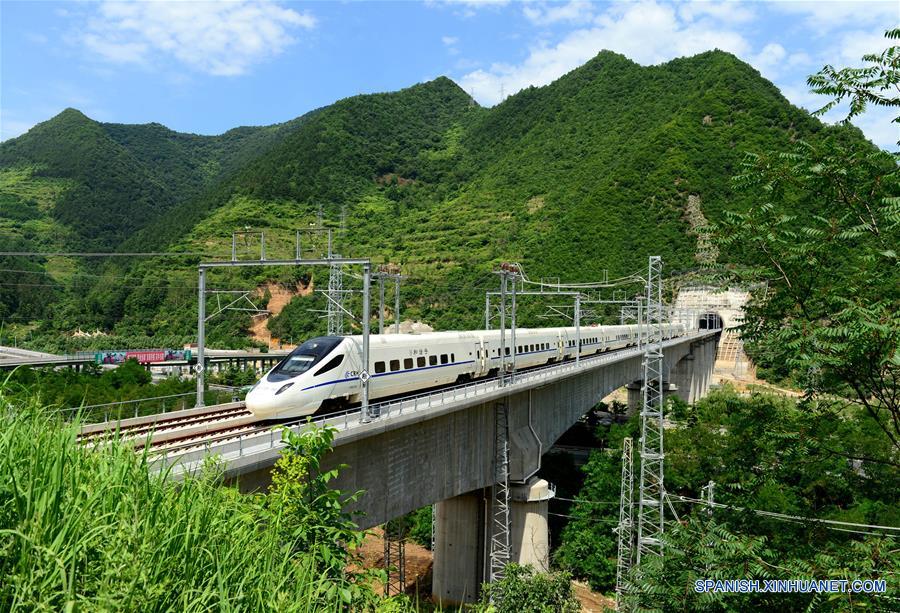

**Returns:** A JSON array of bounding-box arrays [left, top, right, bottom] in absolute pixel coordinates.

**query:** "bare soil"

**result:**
[[572, 580, 616, 612], [248, 281, 312, 348]]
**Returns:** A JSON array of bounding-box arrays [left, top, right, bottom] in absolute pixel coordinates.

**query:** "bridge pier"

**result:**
[[432, 477, 553, 606], [624, 337, 718, 409], [625, 380, 677, 414], [669, 338, 717, 403]]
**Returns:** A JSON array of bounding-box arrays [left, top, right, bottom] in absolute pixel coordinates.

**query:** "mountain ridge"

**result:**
[[0, 50, 870, 348]]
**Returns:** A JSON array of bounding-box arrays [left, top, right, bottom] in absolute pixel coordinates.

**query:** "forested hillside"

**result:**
[[0, 50, 868, 349]]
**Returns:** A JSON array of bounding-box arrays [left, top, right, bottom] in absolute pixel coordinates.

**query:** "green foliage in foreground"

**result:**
[[0, 392, 383, 611], [627, 516, 900, 612], [478, 564, 580, 613], [555, 390, 900, 610]]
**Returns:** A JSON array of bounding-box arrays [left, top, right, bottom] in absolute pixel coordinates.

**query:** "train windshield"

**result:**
[[267, 337, 343, 382]]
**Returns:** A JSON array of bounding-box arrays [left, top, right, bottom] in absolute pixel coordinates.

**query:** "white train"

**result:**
[[245, 323, 687, 419]]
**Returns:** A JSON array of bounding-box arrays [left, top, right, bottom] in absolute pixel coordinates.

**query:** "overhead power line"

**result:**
[[671, 494, 900, 538], [0, 251, 217, 257]]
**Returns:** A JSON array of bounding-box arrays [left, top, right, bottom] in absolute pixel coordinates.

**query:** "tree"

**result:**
[[807, 28, 900, 129], [716, 29, 900, 454]]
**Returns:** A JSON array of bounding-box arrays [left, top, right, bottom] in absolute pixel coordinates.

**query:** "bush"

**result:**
[[478, 564, 580, 613]]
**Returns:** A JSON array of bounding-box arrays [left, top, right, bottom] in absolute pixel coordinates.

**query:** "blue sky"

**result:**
[[1, 1, 897, 149]]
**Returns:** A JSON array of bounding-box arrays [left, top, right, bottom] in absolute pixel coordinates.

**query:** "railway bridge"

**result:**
[[96, 328, 720, 603]]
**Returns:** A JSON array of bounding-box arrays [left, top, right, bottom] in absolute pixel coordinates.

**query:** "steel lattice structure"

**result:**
[[383, 517, 406, 596], [615, 436, 635, 606], [327, 258, 344, 336], [489, 402, 511, 583], [636, 255, 665, 563]]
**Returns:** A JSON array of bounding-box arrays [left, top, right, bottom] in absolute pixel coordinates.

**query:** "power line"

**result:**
[[554, 496, 620, 505], [549, 512, 619, 523], [0, 251, 217, 257], [671, 495, 900, 538]]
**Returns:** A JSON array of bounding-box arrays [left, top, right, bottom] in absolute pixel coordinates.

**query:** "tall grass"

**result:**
[[0, 388, 357, 611]]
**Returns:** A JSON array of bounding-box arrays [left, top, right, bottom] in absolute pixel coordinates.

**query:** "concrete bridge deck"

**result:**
[[162, 329, 719, 520]]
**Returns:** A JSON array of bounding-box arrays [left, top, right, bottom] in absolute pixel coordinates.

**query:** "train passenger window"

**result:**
[[440, 354, 449, 364], [375, 361, 386, 374], [390, 359, 400, 372], [505, 347, 510, 355], [313, 354, 344, 377], [451, 353, 455, 362], [530, 344, 535, 352], [429, 355, 438, 366], [404, 358, 413, 369], [417, 357, 426, 367]]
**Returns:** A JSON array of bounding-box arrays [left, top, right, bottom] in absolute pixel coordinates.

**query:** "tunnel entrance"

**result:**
[[699, 312, 723, 330]]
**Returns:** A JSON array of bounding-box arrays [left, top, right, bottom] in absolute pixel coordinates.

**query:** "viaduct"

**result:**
[[161, 327, 720, 603]]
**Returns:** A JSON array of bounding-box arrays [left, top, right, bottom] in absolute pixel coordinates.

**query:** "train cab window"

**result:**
[[429, 355, 438, 366], [440, 354, 449, 364], [267, 336, 343, 383], [375, 361, 386, 374], [417, 357, 426, 368], [404, 358, 413, 369], [313, 354, 343, 377], [390, 359, 400, 372]]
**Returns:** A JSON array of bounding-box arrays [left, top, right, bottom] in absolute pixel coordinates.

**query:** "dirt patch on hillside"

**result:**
[[249, 281, 312, 348], [355, 528, 434, 598], [573, 581, 616, 611]]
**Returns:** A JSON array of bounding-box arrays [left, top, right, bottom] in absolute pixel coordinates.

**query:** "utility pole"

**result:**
[[636, 256, 665, 564], [196, 268, 206, 407], [489, 401, 511, 584], [616, 437, 635, 609], [378, 274, 386, 334], [575, 293, 581, 367], [394, 274, 400, 334], [496, 263, 519, 383], [374, 264, 402, 334], [384, 517, 406, 596]]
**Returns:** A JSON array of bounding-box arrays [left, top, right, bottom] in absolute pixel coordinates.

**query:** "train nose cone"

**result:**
[[245, 384, 280, 416]]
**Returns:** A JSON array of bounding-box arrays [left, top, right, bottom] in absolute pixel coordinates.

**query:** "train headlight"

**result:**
[[276, 382, 295, 395]]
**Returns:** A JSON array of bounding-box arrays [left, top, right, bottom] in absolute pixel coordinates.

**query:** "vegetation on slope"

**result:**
[[555, 391, 900, 610], [3, 49, 864, 351], [0, 395, 380, 610]]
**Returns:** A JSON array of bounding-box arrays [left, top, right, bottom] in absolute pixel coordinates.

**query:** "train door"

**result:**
[[556, 333, 564, 361], [474, 342, 488, 377]]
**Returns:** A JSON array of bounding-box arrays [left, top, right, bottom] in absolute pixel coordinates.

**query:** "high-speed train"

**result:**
[[245, 323, 687, 419]]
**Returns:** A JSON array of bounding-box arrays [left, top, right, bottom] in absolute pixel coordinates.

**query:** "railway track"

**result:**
[[82, 335, 707, 460], [79, 404, 258, 449]]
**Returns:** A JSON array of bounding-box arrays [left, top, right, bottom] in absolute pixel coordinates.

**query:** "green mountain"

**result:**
[[0, 50, 864, 349]]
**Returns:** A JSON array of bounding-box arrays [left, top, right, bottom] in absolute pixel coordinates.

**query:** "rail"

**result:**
[[160, 329, 720, 468], [59, 389, 243, 424]]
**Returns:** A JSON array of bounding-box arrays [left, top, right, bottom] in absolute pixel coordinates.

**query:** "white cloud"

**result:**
[[459, 1, 751, 105], [773, 1, 899, 35], [442, 36, 459, 46], [830, 28, 895, 65], [76, 1, 316, 76], [426, 0, 510, 18], [678, 1, 756, 25], [755, 42, 786, 67], [523, 1, 595, 26]]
